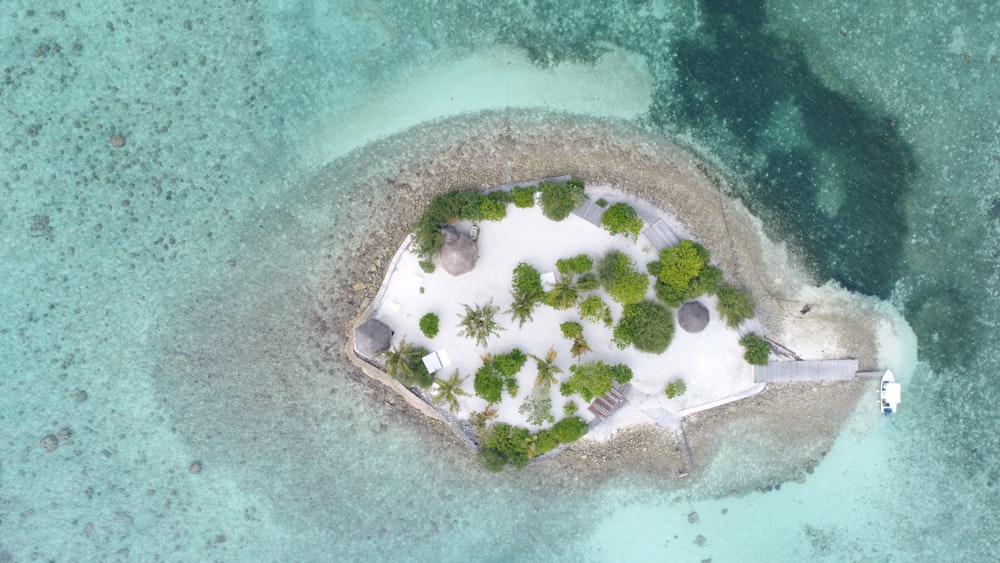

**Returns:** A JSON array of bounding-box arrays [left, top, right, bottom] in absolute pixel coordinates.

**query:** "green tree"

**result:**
[[433, 370, 470, 413], [380, 337, 420, 382], [717, 284, 756, 328], [556, 254, 593, 275], [614, 300, 675, 353], [601, 202, 644, 239], [598, 250, 650, 305], [457, 300, 505, 348], [559, 321, 591, 359], [740, 333, 771, 366], [560, 361, 633, 402], [658, 240, 708, 292], [473, 363, 504, 404], [538, 180, 586, 221], [530, 348, 563, 388], [579, 295, 613, 327], [494, 349, 528, 377], [419, 313, 440, 338]]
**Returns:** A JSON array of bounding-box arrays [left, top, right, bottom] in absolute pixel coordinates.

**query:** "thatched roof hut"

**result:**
[[354, 318, 392, 361], [678, 301, 709, 333], [434, 226, 478, 276]]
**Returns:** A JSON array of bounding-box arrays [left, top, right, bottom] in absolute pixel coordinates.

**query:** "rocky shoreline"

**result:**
[[309, 110, 886, 491]]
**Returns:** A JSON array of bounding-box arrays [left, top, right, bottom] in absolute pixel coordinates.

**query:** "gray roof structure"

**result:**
[[678, 301, 710, 333], [434, 228, 478, 276], [355, 318, 392, 361]]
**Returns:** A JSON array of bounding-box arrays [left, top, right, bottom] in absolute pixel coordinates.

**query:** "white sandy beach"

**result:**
[[371, 188, 761, 439]]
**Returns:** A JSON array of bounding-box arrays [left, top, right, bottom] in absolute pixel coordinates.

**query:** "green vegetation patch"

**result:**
[[601, 202, 644, 239], [479, 422, 532, 471], [717, 284, 756, 328], [413, 190, 513, 258], [561, 360, 633, 402], [597, 250, 650, 305], [613, 300, 675, 353], [578, 295, 613, 327], [556, 253, 593, 275], [549, 416, 588, 443], [740, 333, 771, 366], [512, 186, 536, 208], [654, 240, 721, 306], [379, 337, 434, 389], [664, 379, 687, 399], [538, 179, 586, 221], [418, 312, 439, 338]]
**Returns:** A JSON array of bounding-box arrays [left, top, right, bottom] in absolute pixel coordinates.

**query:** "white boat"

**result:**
[[880, 370, 901, 415]]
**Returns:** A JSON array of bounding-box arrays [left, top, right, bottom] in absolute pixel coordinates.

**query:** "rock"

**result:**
[[57, 427, 73, 441], [688, 511, 699, 524], [189, 461, 202, 474], [694, 534, 706, 546], [75, 389, 88, 402], [40, 434, 59, 452], [352, 282, 366, 292], [110, 134, 126, 148]]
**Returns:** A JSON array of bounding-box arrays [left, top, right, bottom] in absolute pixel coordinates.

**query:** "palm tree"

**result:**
[[530, 347, 563, 389], [432, 370, 470, 413], [457, 300, 505, 348], [506, 288, 542, 327], [544, 274, 580, 310], [569, 335, 592, 359], [379, 337, 420, 381]]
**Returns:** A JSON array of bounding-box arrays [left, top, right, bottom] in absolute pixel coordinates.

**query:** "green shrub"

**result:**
[[560, 361, 633, 402], [601, 202, 644, 239], [664, 379, 687, 399], [563, 401, 579, 416], [512, 186, 536, 208], [419, 260, 436, 274], [597, 250, 650, 305], [689, 265, 723, 296], [512, 262, 544, 296], [574, 272, 599, 291], [595, 198, 608, 208], [479, 423, 531, 470], [538, 180, 586, 221], [579, 295, 613, 327], [740, 333, 771, 366], [478, 196, 507, 221], [494, 349, 527, 377], [534, 430, 559, 455], [717, 284, 756, 328], [646, 260, 662, 277], [550, 417, 588, 443], [653, 280, 687, 307], [556, 254, 593, 275], [418, 313, 439, 338], [413, 190, 483, 257], [518, 394, 555, 426], [614, 300, 675, 353], [474, 363, 504, 404], [560, 321, 584, 339]]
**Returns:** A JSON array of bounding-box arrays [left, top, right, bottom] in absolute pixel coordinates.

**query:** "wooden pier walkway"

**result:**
[[642, 218, 681, 250], [587, 382, 632, 420], [753, 359, 860, 383], [572, 199, 605, 227]]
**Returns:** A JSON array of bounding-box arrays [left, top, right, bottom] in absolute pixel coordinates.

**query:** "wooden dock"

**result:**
[[572, 199, 605, 227], [642, 218, 681, 250], [753, 359, 860, 383], [587, 382, 632, 420]]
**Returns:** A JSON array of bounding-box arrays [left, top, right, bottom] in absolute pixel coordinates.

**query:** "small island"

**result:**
[[348, 177, 882, 473]]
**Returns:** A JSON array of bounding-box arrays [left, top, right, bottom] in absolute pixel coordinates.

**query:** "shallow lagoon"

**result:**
[[2, 1, 998, 560]]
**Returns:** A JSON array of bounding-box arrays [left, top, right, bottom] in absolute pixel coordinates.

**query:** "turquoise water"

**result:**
[[2, 1, 997, 561]]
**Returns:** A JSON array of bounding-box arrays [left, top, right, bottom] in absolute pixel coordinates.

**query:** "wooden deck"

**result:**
[[642, 218, 681, 250], [753, 359, 860, 383], [587, 382, 632, 420], [572, 199, 605, 227]]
